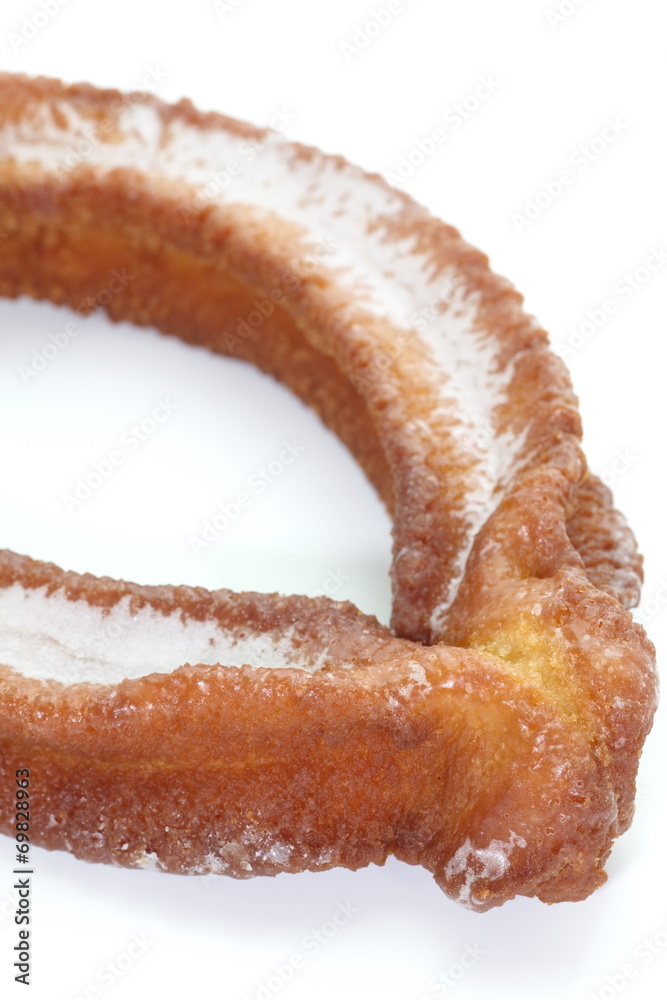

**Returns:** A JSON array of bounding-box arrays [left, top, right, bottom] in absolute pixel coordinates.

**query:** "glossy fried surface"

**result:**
[[0, 74, 658, 910]]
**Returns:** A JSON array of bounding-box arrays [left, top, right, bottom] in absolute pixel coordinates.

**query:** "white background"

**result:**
[[0, 1, 666, 998]]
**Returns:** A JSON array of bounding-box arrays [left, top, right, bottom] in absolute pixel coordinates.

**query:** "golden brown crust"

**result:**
[[566, 474, 643, 610], [0, 74, 658, 910]]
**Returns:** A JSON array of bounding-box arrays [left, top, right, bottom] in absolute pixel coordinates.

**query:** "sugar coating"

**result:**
[[0, 583, 325, 684], [444, 830, 527, 909], [0, 97, 524, 651], [172, 829, 298, 877]]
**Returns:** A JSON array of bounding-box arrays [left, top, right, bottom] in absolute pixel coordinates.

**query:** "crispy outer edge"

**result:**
[[0, 72, 644, 626]]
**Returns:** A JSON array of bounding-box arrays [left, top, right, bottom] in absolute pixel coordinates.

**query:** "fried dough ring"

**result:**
[[0, 75, 657, 911]]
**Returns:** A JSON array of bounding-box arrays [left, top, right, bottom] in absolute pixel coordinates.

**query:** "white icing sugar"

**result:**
[[407, 660, 428, 685], [444, 830, 527, 910], [187, 849, 250, 877], [263, 842, 293, 866], [0, 583, 326, 685], [136, 851, 161, 872], [180, 831, 296, 876], [0, 96, 528, 629]]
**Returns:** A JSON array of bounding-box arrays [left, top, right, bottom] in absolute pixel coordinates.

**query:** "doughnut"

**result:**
[[0, 73, 658, 911]]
